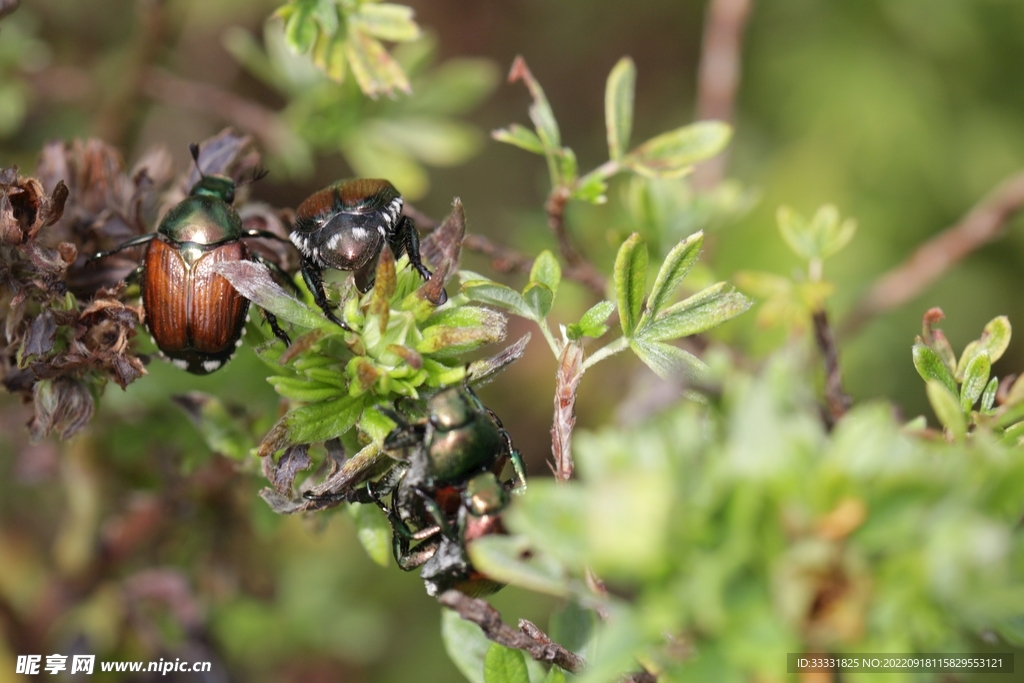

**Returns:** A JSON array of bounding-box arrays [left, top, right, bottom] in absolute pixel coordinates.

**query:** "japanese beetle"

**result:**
[[91, 144, 293, 374], [373, 386, 526, 595], [290, 179, 446, 330]]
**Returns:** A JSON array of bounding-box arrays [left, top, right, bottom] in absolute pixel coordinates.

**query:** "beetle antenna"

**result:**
[[239, 164, 269, 187], [188, 143, 205, 178]]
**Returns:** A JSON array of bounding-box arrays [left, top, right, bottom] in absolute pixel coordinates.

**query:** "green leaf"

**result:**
[[628, 338, 708, 382], [960, 351, 991, 412], [484, 645, 530, 683], [172, 393, 252, 460], [258, 394, 365, 457], [283, 1, 318, 54], [267, 376, 343, 403], [442, 609, 491, 683], [344, 29, 411, 97], [926, 379, 967, 438], [463, 280, 536, 320], [558, 148, 578, 185], [352, 3, 420, 42], [572, 173, 608, 204], [350, 503, 391, 567], [508, 57, 561, 152], [544, 667, 566, 683], [417, 309, 507, 357], [468, 535, 571, 597], [312, 0, 339, 37], [645, 231, 703, 317], [614, 233, 648, 336], [625, 120, 731, 177], [912, 343, 959, 397], [956, 316, 1012, 379], [522, 282, 554, 320], [492, 124, 545, 155], [776, 205, 814, 260], [215, 261, 328, 331], [529, 250, 562, 296], [570, 300, 616, 340], [981, 376, 999, 413], [636, 283, 751, 342], [605, 57, 636, 160]]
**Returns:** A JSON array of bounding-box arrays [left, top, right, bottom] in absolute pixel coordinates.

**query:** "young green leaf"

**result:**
[[344, 29, 411, 97], [912, 343, 959, 397], [171, 393, 253, 460], [215, 260, 328, 331], [544, 667, 566, 683], [605, 56, 636, 161], [956, 316, 1012, 379], [266, 376, 343, 403], [350, 503, 391, 567], [569, 300, 616, 340], [258, 394, 365, 457], [636, 283, 751, 342], [572, 173, 608, 204], [614, 233, 648, 336], [442, 609, 491, 683], [959, 351, 991, 412], [523, 282, 555, 320], [508, 56, 561, 152], [352, 3, 420, 43], [463, 280, 536, 320], [644, 231, 704, 318], [529, 250, 562, 296], [926, 379, 967, 438], [625, 120, 731, 177], [776, 205, 815, 260], [628, 337, 708, 382], [492, 124, 545, 155], [981, 376, 999, 413], [484, 645, 530, 683], [468, 535, 571, 597]]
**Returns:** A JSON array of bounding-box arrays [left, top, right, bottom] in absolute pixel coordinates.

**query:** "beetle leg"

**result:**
[[89, 233, 156, 262], [251, 253, 301, 296], [300, 259, 352, 331], [508, 450, 528, 495], [414, 488, 455, 539], [353, 253, 380, 293], [392, 216, 448, 305], [260, 309, 291, 346]]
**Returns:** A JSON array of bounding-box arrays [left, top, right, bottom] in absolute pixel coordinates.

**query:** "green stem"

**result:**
[[582, 336, 628, 371], [537, 319, 562, 357]]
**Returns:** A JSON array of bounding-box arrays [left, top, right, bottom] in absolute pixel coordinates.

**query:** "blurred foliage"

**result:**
[[3, 1, 1024, 683], [226, 22, 499, 194]]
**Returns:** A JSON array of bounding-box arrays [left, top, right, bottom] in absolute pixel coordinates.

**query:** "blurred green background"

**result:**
[[3, 0, 1024, 681]]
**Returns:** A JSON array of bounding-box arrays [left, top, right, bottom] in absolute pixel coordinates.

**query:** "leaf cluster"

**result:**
[[466, 352, 1024, 681]]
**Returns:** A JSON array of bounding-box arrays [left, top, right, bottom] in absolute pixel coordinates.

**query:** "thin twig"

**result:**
[[692, 0, 754, 190], [462, 233, 534, 274], [96, 0, 167, 145], [551, 340, 584, 482], [842, 169, 1024, 339], [140, 68, 296, 158], [812, 309, 849, 428], [438, 590, 586, 674], [546, 187, 608, 296]]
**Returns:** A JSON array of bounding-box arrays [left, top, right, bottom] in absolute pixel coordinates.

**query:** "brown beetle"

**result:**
[[91, 145, 291, 374]]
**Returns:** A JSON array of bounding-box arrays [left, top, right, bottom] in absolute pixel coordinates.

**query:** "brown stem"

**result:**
[[462, 232, 606, 295], [812, 308, 849, 428], [692, 0, 754, 190], [842, 169, 1024, 338], [546, 187, 608, 296], [140, 68, 295, 158], [96, 0, 167, 145], [551, 340, 584, 482], [438, 590, 586, 674]]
